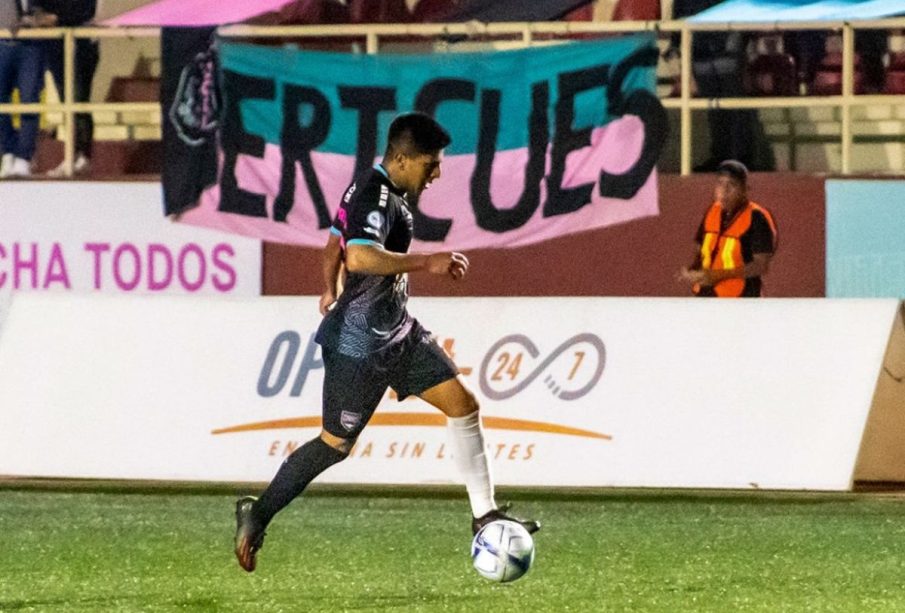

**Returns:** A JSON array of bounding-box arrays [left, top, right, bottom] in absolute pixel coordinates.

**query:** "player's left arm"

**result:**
[[345, 243, 468, 280]]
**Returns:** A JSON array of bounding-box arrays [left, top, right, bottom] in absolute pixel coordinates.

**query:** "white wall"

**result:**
[[0, 295, 894, 490]]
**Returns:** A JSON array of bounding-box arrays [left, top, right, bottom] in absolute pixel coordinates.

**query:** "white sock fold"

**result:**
[[447, 410, 496, 518]]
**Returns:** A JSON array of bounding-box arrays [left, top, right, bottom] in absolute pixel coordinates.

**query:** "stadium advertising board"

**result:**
[[0, 295, 894, 490], [0, 182, 261, 328], [826, 180, 905, 298], [165, 35, 666, 248]]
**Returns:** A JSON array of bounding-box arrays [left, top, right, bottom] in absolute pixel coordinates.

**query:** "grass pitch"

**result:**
[[2, 486, 905, 612]]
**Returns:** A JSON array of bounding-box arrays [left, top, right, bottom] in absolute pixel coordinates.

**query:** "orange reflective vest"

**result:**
[[696, 200, 777, 297]]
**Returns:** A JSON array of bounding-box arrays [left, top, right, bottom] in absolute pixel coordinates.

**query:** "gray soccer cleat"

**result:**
[[472, 503, 541, 536]]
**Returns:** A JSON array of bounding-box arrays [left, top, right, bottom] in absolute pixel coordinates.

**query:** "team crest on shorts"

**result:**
[[340, 410, 361, 431]]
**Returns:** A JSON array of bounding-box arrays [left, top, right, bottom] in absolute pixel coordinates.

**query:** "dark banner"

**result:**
[[161, 26, 221, 216]]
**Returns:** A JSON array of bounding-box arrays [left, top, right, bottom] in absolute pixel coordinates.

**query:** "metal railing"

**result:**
[[1, 18, 904, 177], [0, 26, 159, 176]]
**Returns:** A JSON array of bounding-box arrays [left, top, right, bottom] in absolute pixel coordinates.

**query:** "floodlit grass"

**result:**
[[2, 487, 905, 612]]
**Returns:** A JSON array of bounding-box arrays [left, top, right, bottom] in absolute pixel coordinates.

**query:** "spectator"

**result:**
[[678, 160, 778, 297], [34, 0, 98, 176], [672, 0, 776, 171], [0, 0, 45, 179]]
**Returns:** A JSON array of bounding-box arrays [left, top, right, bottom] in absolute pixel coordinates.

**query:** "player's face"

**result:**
[[714, 175, 746, 211], [406, 151, 443, 195]]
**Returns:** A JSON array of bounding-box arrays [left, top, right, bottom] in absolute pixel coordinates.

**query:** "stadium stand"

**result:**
[[747, 35, 798, 97], [1, 0, 904, 177]]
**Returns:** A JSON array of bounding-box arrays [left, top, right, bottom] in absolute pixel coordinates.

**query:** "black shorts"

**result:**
[[320, 325, 458, 439]]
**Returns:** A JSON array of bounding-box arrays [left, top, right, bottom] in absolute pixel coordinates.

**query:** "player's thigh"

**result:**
[[321, 348, 389, 440], [389, 333, 460, 404], [417, 375, 479, 418]]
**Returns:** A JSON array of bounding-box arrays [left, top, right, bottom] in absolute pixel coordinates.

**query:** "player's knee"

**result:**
[[319, 430, 355, 455], [468, 391, 480, 414], [462, 386, 480, 415]]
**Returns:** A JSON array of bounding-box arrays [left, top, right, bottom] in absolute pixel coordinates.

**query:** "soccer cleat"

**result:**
[[234, 496, 266, 572], [472, 503, 541, 536]]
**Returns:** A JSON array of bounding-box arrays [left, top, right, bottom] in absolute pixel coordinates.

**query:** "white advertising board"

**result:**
[[0, 294, 895, 490], [0, 182, 261, 322]]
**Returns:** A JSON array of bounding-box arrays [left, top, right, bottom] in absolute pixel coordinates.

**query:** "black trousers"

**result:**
[[44, 39, 99, 158], [692, 33, 775, 171]]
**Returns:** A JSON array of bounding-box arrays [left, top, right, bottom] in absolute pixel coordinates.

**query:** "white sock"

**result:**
[[447, 411, 496, 518]]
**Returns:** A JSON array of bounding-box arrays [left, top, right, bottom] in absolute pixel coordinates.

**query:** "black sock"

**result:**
[[252, 437, 348, 527]]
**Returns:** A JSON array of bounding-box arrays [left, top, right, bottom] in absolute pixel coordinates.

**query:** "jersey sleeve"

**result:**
[[343, 182, 393, 248], [330, 214, 343, 236], [749, 210, 777, 255]]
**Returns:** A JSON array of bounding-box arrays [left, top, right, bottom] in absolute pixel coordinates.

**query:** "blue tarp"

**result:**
[[689, 0, 905, 22]]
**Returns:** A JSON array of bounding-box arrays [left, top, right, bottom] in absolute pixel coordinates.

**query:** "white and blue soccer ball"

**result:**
[[471, 519, 535, 583]]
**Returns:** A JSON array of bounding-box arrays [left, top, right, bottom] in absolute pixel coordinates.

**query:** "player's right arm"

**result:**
[[341, 178, 468, 280], [345, 244, 468, 280], [319, 231, 344, 315]]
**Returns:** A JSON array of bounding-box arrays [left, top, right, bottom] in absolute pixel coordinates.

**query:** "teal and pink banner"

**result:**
[[171, 35, 667, 249]]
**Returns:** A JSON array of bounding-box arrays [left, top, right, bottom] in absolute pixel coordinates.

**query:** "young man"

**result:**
[[234, 112, 539, 573], [0, 1, 44, 179], [678, 159, 778, 297], [32, 0, 99, 176]]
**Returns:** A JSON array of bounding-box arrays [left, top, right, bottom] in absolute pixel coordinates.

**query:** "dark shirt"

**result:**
[[34, 0, 95, 26], [315, 165, 415, 358]]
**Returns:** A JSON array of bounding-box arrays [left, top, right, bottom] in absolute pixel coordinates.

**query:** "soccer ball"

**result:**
[[471, 519, 535, 583]]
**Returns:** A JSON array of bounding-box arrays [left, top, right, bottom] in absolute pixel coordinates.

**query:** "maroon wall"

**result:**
[[263, 172, 825, 297]]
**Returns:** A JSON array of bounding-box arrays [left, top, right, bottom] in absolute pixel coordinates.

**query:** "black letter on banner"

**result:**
[[273, 84, 332, 226], [470, 83, 549, 232], [599, 46, 668, 200], [339, 86, 397, 180], [219, 70, 274, 217], [544, 64, 609, 218], [407, 78, 476, 242]]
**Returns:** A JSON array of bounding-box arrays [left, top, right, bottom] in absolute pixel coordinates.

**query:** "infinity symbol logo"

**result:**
[[478, 334, 606, 401]]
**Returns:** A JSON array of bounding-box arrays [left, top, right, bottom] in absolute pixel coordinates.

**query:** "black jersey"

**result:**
[[315, 165, 415, 357]]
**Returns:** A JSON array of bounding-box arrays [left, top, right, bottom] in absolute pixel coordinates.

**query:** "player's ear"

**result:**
[[392, 150, 408, 169]]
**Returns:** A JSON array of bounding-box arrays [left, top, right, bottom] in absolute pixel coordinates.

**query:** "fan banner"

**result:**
[[167, 35, 666, 248]]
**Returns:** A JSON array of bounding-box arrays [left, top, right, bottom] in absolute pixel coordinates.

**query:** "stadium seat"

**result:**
[[349, 0, 411, 24], [811, 52, 866, 95], [747, 35, 798, 96], [810, 34, 866, 95], [885, 31, 905, 94], [885, 52, 905, 94], [563, 4, 595, 21], [411, 0, 450, 22], [611, 0, 660, 21]]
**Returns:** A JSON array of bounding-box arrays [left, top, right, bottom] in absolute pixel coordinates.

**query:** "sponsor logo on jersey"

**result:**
[[367, 210, 384, 231], [343, 183, 357, 204]]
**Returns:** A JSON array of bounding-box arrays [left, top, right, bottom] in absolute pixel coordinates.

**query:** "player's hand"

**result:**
[[448, 252, 468, 280], [319, 290, 337, 315], [426, 252, 469, 280]]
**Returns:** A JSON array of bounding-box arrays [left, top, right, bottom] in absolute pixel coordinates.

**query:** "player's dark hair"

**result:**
[[385, 112, 451, 158]]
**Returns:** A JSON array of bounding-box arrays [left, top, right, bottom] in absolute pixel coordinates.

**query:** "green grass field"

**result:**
[[2, 485, 905, 612]]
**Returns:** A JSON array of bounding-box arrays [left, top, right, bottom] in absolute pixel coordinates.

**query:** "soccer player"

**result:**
[[234, 112, 539, 573]]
